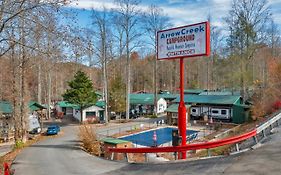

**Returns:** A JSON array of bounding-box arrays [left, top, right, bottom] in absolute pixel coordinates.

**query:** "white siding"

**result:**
[[157, 98, 167, 113], [73, 105, 104, 122], [191, 107, 200, 116], [73, 109, 81, 121]]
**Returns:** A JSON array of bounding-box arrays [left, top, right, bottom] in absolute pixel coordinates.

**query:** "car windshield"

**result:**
[[48, 127, 56, 130]]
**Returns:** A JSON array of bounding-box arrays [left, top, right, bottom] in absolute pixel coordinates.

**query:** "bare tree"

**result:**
[[225, 0, 271, 100], [112, 13, 125, 76], [143, 5, 170, 115], [114, 0, 142, 120], [91, 7, 113, 123], [0, 0, 67, 57]]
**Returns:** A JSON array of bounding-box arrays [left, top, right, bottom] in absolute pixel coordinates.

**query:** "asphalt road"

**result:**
[[12, 119, 281, 175], [12, 123, 125, 175]]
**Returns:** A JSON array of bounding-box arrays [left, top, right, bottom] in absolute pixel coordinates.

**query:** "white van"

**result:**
[[28, 114, 41, 134]]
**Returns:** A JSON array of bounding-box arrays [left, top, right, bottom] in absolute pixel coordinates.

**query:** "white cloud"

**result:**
[[68, 0, 149, 11], [68, 0, 118, 10], [68, 0, 281, 29], [158, 0, 231, 28], [68, 0, 230, 28]]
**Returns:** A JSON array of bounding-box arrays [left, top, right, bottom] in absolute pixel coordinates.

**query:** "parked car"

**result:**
[[110, 111, 116, 120], [46, 125, 60, 135]]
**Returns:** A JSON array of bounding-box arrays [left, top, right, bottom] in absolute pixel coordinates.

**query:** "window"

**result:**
[[86, 112, 96, 118], [221, 110, 227, 115], [212, 110, 219, 114], [192, 109, 197, 113]]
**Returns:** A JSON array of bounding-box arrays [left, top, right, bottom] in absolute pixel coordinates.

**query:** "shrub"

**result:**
[[14, 140, 24, 149], [78, 125, 101, 156]]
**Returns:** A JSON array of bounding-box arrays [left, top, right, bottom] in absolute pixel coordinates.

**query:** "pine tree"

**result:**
[[109, 75, 126, 114], [63, 70, 97, 122]]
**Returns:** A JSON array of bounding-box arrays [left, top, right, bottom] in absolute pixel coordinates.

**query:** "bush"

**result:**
[[14, 140, 24, 149], [78, 125, 101, 156]]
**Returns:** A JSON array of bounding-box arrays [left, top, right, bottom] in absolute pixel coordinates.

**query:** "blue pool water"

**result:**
[[120, 127, 198, 147]]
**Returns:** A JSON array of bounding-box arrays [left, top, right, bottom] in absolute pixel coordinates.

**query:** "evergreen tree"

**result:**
[[109, 75, 126, 114], [63, 70, 97, 122]]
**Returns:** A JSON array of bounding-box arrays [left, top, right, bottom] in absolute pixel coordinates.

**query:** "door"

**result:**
[[99, 111, 104, 121]]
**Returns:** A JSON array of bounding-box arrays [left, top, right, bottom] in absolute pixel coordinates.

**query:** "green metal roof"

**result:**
[[199, 91, 241, 96], [57, 101, 79, 108], [129, 93, 179, 105], [130, 94, 161, 105], [29, 101, 46, 112], [0, 101, 12, 114], [173, 95, 242, 105], [158, 93, 178, 100], [165, 104, 191, 113], [95, 101, 105, 108], [102, 138, 130, 144], [184, 89, 206, 94]]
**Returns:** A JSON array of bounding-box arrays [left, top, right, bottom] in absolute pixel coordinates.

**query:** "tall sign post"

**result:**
[[157, 21, 210, 159]]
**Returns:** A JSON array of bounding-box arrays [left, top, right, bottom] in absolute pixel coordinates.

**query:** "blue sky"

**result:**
[[67, 0, 281, 30]]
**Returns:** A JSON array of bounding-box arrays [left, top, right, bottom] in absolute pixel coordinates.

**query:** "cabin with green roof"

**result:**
[[28, 101, 46, 112], [170, 94, 249, 124], [165, 104, 191, 125], [55, 101, 104, 123], [0, 101, 12, 115], [55, 101, 79, 116], [102, 138, 132, 160], [0, 101, 13, 142], [130, 93, 167, 114]]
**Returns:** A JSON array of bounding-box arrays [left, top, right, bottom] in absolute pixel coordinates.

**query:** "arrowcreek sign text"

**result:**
[[157, 22, 210, 60]]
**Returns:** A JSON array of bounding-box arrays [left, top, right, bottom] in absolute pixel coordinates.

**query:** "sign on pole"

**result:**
[[157, 21, 210, 60]]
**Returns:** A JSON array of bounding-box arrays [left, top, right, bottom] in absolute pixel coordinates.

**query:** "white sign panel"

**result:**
[[157, 22, 210, 60]]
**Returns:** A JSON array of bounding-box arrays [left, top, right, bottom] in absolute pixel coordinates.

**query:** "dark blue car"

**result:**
[[46, 125, 60, 135]]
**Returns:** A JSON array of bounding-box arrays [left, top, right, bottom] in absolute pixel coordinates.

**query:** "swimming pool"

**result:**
[[120, 127, 198, 147]]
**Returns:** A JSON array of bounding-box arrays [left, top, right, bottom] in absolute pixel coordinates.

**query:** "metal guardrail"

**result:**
[[256, 112, 281, 134]]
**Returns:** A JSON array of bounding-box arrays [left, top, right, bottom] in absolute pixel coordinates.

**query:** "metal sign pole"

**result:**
[[156, 21, 210, 159], [178, 58, 187, 159]]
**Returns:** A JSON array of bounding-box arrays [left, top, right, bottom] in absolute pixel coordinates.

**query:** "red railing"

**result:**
[[108, 129, 257, 153]]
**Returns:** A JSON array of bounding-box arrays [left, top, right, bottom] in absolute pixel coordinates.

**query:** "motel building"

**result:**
[[166, 94, 250, 125], [129, 93, 168, 115], [55, 101, 105, 123]]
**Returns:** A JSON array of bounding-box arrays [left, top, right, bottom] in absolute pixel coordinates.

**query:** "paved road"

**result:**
[[12, 123, 125, 175]]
